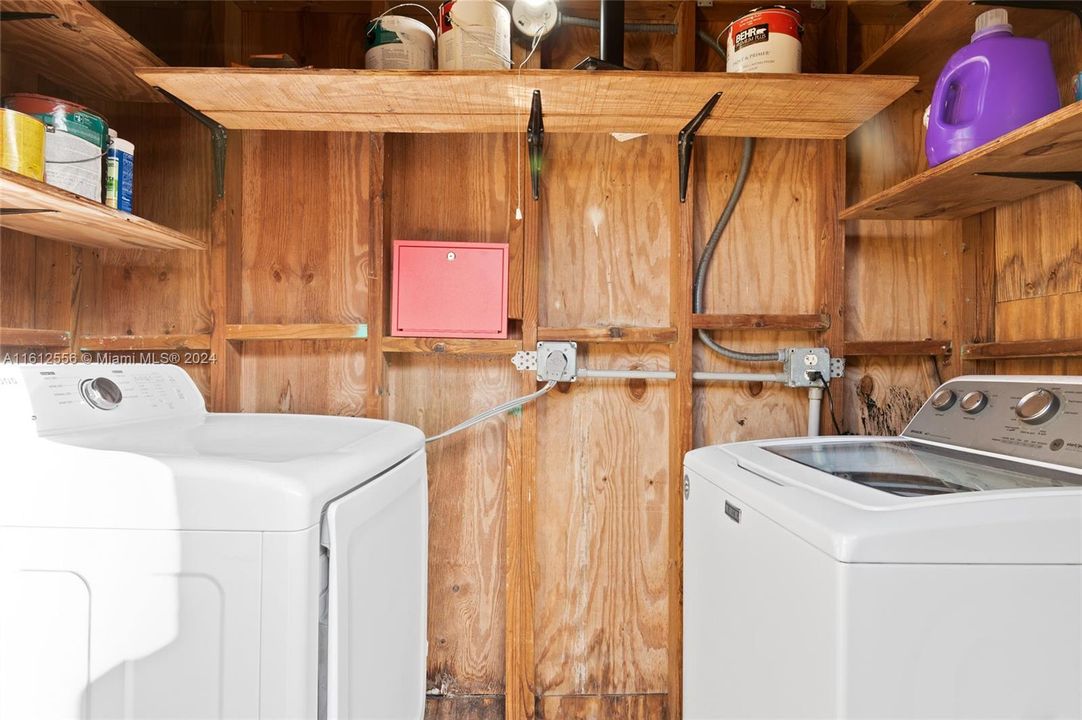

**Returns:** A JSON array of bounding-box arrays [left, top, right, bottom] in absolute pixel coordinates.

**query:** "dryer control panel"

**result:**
[[0, 363, 206, 436], [904, 376, 1082, 468]]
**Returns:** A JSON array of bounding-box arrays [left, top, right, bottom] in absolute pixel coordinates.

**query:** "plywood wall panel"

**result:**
[[238, 340, 366, 414], [995, 186, 1082, 303], [539, 134, 672, 329], [388, 355, 517, 696], [240, 8, 367, 68], [534, 345, 669, 697], [238, 131, 369, 325]]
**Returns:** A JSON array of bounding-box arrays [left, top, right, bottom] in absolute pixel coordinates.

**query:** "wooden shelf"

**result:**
[[841, 103, 1082, 221], [961, 338, 1082, 360], [226, 323, 368, 341], [854, 0, 1068, 91], [0, 327, 71, 347], [78, 334, 211, 351], [692, 313, 830, 331], [1, 0, 166, 103], [844, 339, 952, 356], [0, 170, 204, 251], [133, 68, 917, 139], [537, 326, 677, 344], [381, 337, 521, 355]]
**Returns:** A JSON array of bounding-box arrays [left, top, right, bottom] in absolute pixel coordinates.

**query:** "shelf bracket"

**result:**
[[527, 89, 544, 201], [971, 1, 1082, 29], [678, 92, 721, 203], [155, 87, 227, 201], [975, 171, 1082, 190]]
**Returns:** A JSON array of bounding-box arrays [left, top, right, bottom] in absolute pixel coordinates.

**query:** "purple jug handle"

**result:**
[[929, 64, 963, 133]]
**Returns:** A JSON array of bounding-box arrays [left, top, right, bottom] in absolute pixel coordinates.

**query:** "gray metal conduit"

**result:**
[[558, 14, 677, 34]]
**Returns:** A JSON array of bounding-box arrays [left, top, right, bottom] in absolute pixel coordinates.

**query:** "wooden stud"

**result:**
[[225, 323, 369, 341], [381, 337, 520, 355], [962, 338, 1082, 360], [691, 313, 830, 331], [844, 339, 952, 356], [78, 334, 212, 351], [537, 326, 678, 344], [366, 134, 388, 419], [0, 327, 71, 347], [818, 140, 847, 434]]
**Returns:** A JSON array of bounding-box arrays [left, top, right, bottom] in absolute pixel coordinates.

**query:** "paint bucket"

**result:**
[[366, 15, 436, 69], [724, 6, 803, 74], [0, 108, 46, 181], [438, 0, 511, 70], [105, 129, 135, 212], [3, 93, 108, 202]]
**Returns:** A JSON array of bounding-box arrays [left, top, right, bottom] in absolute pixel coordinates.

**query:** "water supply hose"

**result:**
[[692, 137, 783, 363]]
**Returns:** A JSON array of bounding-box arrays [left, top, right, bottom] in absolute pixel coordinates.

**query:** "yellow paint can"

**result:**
[[0, 108, 46, 181]]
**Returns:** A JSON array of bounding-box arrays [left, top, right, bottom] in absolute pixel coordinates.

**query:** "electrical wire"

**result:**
[[929, 355, 944, 387], [692, 137, 782, 363], [811, 372, 845, 435], [425, 351, 568, 444]]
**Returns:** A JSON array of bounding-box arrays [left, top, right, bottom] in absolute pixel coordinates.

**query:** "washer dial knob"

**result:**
[[1015, 388, 1059, 425], [930, 388, 957, 411], [80, 377, 123, 410], [959, 391, 988, 414]]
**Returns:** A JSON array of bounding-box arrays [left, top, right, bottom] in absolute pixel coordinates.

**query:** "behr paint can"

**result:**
[[365, 15, 436, 70], [725, 6, 803, 74], [438, 0, 512, 70], [2, 93, 108, 201], [0, 108, 46, 181]]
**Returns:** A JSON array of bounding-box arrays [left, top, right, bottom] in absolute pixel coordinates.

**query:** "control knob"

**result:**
[[1015, 388, 1059, 425], [79, 377, 123, 411], [959, 391, 988, 414], [929, 388, 956, 411]]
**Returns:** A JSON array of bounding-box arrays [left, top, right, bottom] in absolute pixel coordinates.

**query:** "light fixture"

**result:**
[[511, 0, 559, 38]]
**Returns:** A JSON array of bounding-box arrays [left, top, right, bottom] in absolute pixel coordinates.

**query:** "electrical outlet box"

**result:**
[[536, 341, 577, 382], [391, 240, 509, 338], [784, 347, 832, 387]]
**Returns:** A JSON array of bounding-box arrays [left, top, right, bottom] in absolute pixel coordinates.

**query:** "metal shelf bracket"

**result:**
[[678, 92, 721, 203], [527, 90, 544, 201], [155, 86, 227, 201], [976, 171, 1082, 190]]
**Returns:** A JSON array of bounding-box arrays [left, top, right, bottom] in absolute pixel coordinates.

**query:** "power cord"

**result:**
[[425, 350, 569, 444], [808, 371, 845, 436]]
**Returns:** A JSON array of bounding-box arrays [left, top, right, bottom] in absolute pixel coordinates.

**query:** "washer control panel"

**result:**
[[0, 363, 205, 436], [904, 376, 1082, 468]]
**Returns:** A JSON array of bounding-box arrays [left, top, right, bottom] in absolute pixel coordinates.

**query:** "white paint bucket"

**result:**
[[365, 15, 435, 70], [438, 0, 511, 70], [725, 6, 803, 74]]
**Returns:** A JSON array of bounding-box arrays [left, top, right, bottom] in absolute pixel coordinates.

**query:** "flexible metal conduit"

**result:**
[[559, 14, 677, 34]]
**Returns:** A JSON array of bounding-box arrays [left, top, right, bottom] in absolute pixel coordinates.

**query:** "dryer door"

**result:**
[[323, 451, 427, 720]]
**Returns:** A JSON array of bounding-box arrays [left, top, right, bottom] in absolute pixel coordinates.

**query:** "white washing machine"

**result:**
[[0, 363, 428, 720], [684, 375, 1082, 720]]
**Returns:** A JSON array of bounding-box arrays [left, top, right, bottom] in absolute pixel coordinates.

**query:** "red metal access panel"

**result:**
[[391, 240, 509, 339]]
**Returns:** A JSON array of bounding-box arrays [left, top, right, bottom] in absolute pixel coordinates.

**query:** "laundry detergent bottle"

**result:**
[[926, 9, 1060, 167]]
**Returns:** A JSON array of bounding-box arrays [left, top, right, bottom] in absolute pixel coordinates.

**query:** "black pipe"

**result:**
[[599, 0, 625, 67]]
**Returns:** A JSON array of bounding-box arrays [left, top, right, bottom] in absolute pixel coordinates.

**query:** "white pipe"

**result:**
[[577, 367, 676, 380], [806, 386, 823, 438], [692, 371, 787, 384]]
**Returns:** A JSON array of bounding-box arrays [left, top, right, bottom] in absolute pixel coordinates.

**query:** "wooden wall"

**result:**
[[1, 3, 1078, 720]]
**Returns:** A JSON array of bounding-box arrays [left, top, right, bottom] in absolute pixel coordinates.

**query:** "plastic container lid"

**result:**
[[974, 9, 1012, 39]]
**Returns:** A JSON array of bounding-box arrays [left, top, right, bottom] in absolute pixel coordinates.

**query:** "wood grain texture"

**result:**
[[994, 186, 1082, 303], [540, 134, 672, 329], [845, 339, 951, 356], [0, 170, 204, 251], [0, 0, 166, 102], [77, 333, 211, 350], [844, 357, 937, 436], [692, 313, 830, 331], [534, 344, 670, 697], [853, 0, 1066, 89], [237, 131, 369, 324], [134, 68, 916, 139], [237, 340, 366, 415], [537, 327, 677, 344], [425, 696, 504, 720], [389, 355, 516, 697], [538, 693, 668, 720], [841, 103, 1082, 220], [0, 327, 70, 347], [226, 323, 368, 340], [962, 337, 1082, 360], [382, 338, 520, 355]]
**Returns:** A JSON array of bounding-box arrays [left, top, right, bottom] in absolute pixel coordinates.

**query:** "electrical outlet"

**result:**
[[783, 347, 832, 387], [536, 341, 577, 382]]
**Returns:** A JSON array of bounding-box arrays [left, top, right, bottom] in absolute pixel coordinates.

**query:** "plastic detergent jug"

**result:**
[[926, 9, 1060, 167]]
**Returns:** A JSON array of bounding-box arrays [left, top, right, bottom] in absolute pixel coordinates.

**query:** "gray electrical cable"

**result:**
[[696, 28, 725, 58], [693, 137, 783, 363], [425, 351, 568, 444]]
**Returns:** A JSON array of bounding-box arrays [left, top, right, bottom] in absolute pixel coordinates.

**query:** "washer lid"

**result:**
[[685, 437, 1082, 564], [2, 413, 425, 532]]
